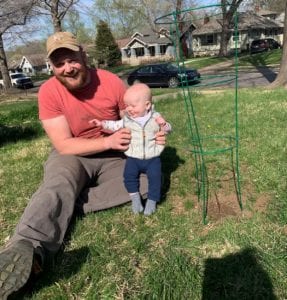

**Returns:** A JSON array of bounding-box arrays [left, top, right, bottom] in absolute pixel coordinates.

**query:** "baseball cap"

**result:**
[[46, 31, 81, 58]]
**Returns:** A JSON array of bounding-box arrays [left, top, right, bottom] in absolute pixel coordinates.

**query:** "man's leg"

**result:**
[[0, 150, 89, 298], [77, 154, 148, 214]]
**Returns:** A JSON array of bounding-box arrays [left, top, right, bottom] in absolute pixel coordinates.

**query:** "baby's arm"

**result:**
[[89, 119, 124, 132], [155, 115, 172, 134]]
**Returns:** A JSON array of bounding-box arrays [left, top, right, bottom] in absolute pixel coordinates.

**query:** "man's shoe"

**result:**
[[0, 239, 34, 300]]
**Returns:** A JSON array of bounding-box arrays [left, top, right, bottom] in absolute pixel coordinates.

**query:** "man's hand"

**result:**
[[104, 128, 131, 151], [155, 130, 166, 145]]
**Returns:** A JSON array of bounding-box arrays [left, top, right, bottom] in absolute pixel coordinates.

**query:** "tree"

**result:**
[[0, 0, 35, 90], [219, 0, 244, 57], [243, 0, 286, 12], [92, 0, 197, 38], [268, 2, 287, 88], [35, 0, 79, 32], [95, 20, 121, 67], [64, 9, 93, 44]]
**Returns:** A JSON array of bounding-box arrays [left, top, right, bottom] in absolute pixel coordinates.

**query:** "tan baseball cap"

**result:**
[[46, 31, 81, 58]]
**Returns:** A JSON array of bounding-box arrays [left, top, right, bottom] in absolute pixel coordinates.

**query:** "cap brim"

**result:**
[[47, 44, 80, 58]]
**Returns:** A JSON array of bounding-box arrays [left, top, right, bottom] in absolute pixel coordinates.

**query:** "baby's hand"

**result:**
[[155, 116, 166, 127], [155, 116, 171, 134], [89, 118, 102, 127]]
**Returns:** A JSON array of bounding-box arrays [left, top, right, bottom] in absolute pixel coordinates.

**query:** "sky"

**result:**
[[4, 0, 222, 49]]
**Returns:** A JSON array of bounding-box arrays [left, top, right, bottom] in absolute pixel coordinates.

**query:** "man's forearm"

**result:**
[[54, 136, 110, 156]]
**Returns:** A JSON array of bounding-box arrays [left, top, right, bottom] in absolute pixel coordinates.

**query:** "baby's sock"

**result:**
[[130, 192, 144, 214], [144, 199, 157, 216]]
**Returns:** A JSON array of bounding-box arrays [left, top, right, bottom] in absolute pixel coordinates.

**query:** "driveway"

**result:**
[[199, 63, 279, 89]]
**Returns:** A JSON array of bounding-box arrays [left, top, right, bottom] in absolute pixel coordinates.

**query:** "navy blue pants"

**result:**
[[124, 157, 161, 202]]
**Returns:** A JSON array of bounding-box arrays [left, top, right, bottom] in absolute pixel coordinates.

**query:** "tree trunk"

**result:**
[[175, 0, 183, 60], [219, 0, 244, 57], [268, 1, 287, 88], [51, 0, 62, 32], [219, 21, 229, 57], [0, 34, 12, 90]]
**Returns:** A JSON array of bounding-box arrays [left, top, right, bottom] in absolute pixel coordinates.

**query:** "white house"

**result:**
[[191, 11, 283, 56], [19, 54, 50, 75]]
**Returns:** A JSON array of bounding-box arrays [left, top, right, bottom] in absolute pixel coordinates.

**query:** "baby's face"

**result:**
[[124, 96, 151, 118]]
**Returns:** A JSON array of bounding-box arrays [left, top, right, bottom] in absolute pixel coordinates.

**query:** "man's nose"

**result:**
[[63, 62, 74, 73]]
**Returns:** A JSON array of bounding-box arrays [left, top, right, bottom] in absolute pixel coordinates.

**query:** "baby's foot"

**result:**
[[144, 199, 157, 216], [131, 193, 144, 214]]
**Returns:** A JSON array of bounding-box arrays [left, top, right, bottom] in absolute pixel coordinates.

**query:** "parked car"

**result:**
[[127, 63, 201, 88], [0, 72, 34, 89], [250, 38, 281, 54]]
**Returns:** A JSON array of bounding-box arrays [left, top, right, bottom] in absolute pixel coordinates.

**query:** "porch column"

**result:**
[[144, 46, 150, 56], [130, 48, 136, 57], [155, 44, 160, 56], [121, 49, 127, 58]]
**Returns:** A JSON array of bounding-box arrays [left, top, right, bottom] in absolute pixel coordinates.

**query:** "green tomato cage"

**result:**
[[155, 3, 243, 224]]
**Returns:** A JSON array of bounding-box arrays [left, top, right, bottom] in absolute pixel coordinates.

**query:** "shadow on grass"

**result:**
[[161, 146, 185, 201], [248, 52, 278, 83], [202, 247, 276, 300], [0, 124, 44, 146]]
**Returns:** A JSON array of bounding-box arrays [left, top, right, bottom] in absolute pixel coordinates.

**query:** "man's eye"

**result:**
[[54, 63, 64, 68]]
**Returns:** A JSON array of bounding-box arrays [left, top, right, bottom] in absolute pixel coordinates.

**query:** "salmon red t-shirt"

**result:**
[[38, 68, 127, 138]]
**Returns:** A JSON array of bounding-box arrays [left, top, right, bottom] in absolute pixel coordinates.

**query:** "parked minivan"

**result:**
[[250, 38, 281, 54]]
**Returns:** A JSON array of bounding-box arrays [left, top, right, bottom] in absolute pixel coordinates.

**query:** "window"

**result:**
[[137, 66, 151, 73], [232, 32, 240, 42], [201, 34, 217, 46], [149, 46, 155, 56], [151, 66, 163, 73], [160, 45, 167, 55], [135, 47, 144, 57]]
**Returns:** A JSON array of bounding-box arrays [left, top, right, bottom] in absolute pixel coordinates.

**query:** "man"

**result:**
[[0, 31, 166, 299]]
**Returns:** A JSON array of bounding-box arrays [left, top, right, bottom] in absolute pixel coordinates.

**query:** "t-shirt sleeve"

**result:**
[[113, 74, 127, 111], [38, 79, 63, 120]]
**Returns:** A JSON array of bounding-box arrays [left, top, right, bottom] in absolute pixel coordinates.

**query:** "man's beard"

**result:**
[[56, 68, 89, 91]]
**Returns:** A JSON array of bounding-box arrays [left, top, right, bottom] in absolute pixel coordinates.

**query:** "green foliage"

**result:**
[[95, 20, 121, 67], [1, 88, 287, 298], [0, 101, 44, 147]]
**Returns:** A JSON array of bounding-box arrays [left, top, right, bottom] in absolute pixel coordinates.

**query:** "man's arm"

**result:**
[[42, 115, 131, 156]]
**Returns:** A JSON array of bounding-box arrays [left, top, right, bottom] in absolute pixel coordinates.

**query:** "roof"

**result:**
[[192, 11, 283, 35], [120, 23, 195, 49], [237, 11, 283, 29], [116, 38, 130, 48], [22, 54, 47, 66], [256, 9, 279, 17]]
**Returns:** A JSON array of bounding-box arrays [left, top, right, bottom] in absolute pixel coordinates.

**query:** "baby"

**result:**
[[89, 83, 171, 215]]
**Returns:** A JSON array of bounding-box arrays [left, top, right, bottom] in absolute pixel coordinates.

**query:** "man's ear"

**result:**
[[81, 49, 88, 64]]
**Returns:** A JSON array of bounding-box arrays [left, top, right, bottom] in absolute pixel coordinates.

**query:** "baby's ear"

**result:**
[[146, 101, 152, 110]]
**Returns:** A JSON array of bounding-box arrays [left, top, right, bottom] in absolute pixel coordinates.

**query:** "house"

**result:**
[[19, 54, 50, 75], [191, 11, 284, 56], [118, 28, 176, 65], [119, 10, 283, 63]]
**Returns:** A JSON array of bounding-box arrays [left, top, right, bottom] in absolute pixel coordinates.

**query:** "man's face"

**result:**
[[49, 48, 89, 91]]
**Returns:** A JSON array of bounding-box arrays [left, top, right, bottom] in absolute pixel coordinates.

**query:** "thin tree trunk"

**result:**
[[0, 34, 12, 90], [51, 0, 62, 32], [269, 1, 287, 88]]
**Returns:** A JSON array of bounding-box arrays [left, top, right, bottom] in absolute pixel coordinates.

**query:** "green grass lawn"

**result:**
[[1, 85, 287, 299]]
